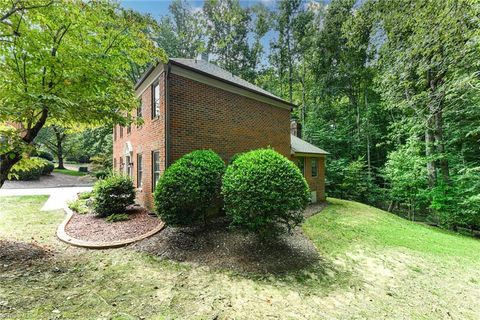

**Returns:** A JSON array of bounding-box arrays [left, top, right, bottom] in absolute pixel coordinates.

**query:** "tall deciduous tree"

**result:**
[[0, 0, 166, 187], [203, 0, 265, 82]]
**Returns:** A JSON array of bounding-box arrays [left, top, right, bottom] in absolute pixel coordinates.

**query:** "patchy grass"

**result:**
[[53, 168, 87, 176], [1, 196, 479, 319]]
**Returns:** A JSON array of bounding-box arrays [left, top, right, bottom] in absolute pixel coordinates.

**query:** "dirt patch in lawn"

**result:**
[[132, 204, 327, 274], [0, 240, 53, 263], [65, 207, 161, 242]]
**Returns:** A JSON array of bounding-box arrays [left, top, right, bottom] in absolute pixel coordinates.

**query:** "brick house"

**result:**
[[113, 58, 328, 210]]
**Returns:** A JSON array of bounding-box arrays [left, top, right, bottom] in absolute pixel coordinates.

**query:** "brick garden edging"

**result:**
[[57, 206, 165, 249]]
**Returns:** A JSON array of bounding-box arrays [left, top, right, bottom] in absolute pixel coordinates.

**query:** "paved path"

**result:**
[[0, 186, 92, 211], [3, 172, 94, 189]]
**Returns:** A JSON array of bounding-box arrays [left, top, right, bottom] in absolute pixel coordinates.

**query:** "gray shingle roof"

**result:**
[[291, 134, 329, 155], [170, 58, 293, 106]]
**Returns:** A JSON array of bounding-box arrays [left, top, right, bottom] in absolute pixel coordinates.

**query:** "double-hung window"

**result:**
[[311, 158, 318, 177], [152, 81, 160, 118], [137, 154, 143, 188], [125, 155, 132, 177], [152, 151, 160, 189]]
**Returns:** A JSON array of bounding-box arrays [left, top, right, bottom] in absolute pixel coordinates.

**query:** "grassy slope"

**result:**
[[53, 168, 87, 176], [1, 196, 479, 319]]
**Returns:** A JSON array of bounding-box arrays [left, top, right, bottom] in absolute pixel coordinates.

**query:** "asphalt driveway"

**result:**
[[2, 172, 94, 189]]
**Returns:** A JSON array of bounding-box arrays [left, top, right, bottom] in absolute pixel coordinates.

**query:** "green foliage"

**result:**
[[382, 142, 429, 213], [95, 170, 109, 180], [154, 150, 225, 226], [78, 191, 93, 200], [36, 151, 54, 162], [327, 158, 378, 204], [68, 199, 90, 215], [93, 174, 135, 218], [222, 149, 310, 238], [40, 161, 54, 175], [9, 157, 52, 181], [0, 0, 166, 184], [105, 213, 130, 223]]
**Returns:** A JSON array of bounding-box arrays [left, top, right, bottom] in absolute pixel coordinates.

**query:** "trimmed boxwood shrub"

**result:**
[[154, 150, 225, 226], [222, 148, 311, 238], [92, 173, 135, 217]]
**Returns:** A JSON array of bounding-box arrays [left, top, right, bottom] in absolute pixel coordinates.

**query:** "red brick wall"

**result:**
[[291, 155, 326, 202], [113, 71, 292, 210], [113, 72, 166, 210], [168, 74, 291, 163]]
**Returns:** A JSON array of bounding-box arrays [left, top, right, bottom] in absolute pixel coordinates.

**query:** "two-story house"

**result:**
[[113, 58, 328, 210]]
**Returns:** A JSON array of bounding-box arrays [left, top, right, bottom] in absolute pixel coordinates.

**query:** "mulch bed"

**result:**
[[132, 203, 327, 274], [65, 207, 161, 243]]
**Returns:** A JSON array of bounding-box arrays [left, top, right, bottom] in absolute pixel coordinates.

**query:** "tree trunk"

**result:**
[[434, 108, 449, 182], [53, 126, 66, 169], [0, 153, 22, 188], [425, 126, 436, 187]]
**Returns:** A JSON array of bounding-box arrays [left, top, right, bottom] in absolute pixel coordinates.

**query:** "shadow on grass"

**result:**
[[131, 215, 355, 291]]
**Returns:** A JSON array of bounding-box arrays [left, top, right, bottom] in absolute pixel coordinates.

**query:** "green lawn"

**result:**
[[1, 196, 479, 319], [53, 168, 87, 176]]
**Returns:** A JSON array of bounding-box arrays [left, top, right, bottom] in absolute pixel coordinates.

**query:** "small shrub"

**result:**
[[79, 166, 89, 173], [78, 191, 93, 200], [37, 151, 54, 162], [154, 150, 225, 226], [68, 199, 90, 214], [93, 173, 135, 217], [105, 213, 130, 223], [222, 148, 311, 239], [95, 170, 108, 180], [41, 161, 54, 175], [9, 157, 46, 181]]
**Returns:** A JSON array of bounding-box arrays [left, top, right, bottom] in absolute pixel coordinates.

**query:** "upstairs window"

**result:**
[[137, 99, 143, 119], [311, 158, 318, 177], [152, 81, 160, 118], [120, 126, 123, 138], [127, 124, 131, 135], [113, 126, 117, 141]]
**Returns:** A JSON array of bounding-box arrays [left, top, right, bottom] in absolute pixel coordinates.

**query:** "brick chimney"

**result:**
[[290, 120, 302, 138]]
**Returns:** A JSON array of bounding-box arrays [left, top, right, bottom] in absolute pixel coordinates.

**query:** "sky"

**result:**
[[119, 0, 277, 20], [119, 0, 279, 64]]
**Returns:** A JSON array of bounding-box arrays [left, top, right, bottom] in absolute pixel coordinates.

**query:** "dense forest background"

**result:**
[[34, 0, 479, 231]]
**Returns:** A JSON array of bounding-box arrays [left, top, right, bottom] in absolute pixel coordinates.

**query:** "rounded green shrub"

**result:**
[[222, 148, 311, 238], [154, 150, 225, 226], [92, 173, 135, 217], [41, 161, 54, 175], [37, 151, 54, 162], [9, 157, 49, 181]]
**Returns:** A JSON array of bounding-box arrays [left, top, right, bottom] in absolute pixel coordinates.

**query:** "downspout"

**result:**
[[164, 62, 171, 169]]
